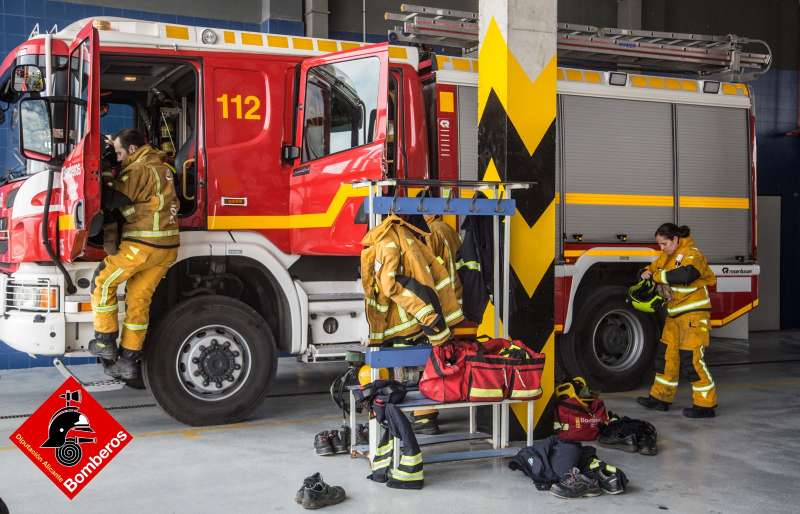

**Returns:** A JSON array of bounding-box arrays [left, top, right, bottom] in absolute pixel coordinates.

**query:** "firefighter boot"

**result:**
[[683, 405, 716, 418], [636, 396, 670, 411], [88, 332, 119, 361], [104, 349, 141, 381], [412, 411, 441, 435]]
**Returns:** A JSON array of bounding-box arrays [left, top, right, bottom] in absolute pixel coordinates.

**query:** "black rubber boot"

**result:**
[[412, 412, 441, 435], [636, 396, 670, 411], [88, 332, 119, 361], [683, 405, 716, 418], [104, 349, 141, 381]]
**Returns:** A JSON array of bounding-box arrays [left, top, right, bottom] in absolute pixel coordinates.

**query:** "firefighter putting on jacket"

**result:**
[[88, 128, 180, 380], [636, 223, 717, 418]]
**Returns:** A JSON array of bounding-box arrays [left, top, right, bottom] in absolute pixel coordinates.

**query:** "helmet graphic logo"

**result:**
[[40, 390, 96, 467]]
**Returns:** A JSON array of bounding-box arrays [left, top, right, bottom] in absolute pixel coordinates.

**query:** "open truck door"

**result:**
[[61, 21, 101, 261], [288, 43, 389, 255]]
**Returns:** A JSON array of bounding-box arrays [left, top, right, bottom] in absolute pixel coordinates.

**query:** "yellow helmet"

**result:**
[[357, 364, 389, 385], [627, 279, 665, 313]]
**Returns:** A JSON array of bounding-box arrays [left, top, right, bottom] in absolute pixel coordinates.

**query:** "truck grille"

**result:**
[[4, 278, 59, 313]]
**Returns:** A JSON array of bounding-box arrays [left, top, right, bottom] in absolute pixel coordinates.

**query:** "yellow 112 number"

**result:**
[[216, 94, 261, 120]]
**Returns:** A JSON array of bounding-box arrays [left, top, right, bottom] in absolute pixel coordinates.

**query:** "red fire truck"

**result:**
[[0, 18, 764, 425]]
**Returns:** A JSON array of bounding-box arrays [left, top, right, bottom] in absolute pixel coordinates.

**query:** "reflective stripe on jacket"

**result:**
[[424, 215, 463, 304], [648, 236, 716, 317], [112, 146, 180, 248], [361, 215, 464, 346]]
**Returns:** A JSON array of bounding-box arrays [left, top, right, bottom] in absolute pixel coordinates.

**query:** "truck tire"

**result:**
[[561, 285, 658, 392], [142, 295, 277, 426]]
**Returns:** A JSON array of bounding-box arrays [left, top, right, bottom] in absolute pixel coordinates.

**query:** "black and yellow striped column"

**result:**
[[478, 0, 556, 438]]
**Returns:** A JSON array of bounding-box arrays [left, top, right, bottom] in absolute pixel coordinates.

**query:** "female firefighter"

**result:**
[[636, 223, 718, 418]]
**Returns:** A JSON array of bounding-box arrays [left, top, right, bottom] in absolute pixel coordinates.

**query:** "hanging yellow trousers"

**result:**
[[91, 240, 177, 351], [650, 311, 717, 408]]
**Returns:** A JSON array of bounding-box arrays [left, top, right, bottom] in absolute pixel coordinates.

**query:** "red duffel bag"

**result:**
[[464, 338, 545, 402], [554, 379, 609, 441], [419, 339, 477, 402]]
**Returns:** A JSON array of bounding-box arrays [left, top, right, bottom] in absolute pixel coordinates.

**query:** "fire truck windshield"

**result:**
[[0, 54, 68, 185]]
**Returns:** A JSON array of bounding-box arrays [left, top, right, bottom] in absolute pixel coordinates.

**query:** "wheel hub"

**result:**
[[591, 309, 645, 372], [176, 326, 251, 401]]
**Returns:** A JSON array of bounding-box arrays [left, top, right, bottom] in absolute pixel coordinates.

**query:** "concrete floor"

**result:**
[[1, 331, 799, 513]]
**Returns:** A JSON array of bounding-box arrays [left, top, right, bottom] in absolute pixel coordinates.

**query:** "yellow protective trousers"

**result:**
[[650, 311, 717, 408], [91, 240, 177, 351]]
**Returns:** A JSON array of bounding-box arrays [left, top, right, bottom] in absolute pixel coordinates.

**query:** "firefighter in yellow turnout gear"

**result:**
[[637, 223, 718, 418], [88, 129, 180, 380]]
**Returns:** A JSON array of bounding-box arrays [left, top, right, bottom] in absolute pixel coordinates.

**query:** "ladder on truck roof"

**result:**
[[386, 4, 772, 82]]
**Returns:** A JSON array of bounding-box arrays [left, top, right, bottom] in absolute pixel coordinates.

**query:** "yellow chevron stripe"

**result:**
[[478, 18, 557, 155], [208, 184, 368, 230], [511, 331, 555, 430], [511, 199, 555, 297]]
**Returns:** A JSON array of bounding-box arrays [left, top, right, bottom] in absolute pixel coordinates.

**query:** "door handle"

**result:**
[[182, 158, 196, 201], [293, 166, 310, 177]]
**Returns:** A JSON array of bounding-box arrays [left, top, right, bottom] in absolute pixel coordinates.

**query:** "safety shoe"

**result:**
[[549, 468, 602, 499], [295, 472, 321, 504], [683, 405, 716, 418], [595, 466, 627, 495], [636, 395, 670, 411], [598, 429, 639, 453], [639, 423, 658, 455], [329, 429, 348, 455], [412, 414, 441, 436], [314, 431, 335, 456], [301, 479, 346, 510], [103, 349, 141, 381], [88, 332, 119, 361]]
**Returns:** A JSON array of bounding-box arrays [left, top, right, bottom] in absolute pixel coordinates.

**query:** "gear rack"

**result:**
[[386, 3, 772, 81]]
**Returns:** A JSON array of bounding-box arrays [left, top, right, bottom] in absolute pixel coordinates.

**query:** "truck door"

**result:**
[[289, 44, 389, 255], [60, 21, 101, 261]]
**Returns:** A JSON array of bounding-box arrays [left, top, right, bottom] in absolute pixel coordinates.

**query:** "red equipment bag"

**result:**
[[418, 339, 476, 402], [419, 337, 545, 403], [554, 379, 608, 441]]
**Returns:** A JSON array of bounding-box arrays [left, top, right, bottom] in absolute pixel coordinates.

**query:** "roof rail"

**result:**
[[386, 5, 772, 81]]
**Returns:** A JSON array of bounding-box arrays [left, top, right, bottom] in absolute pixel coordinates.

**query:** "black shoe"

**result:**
[[88, 332, 119, 361], [598, 431, 639, 453], [329, 430, 348, 454], [104, 349, 140, 381], [412, 415, 441, 435], [637, 395, 670, 411], [301, 480, 346, 510], [590, 462, 628, 495], [314, 431, 335, 456], [683, 405, 716, 418], [295, 472, 321, 504], [639, 423, 658, 455], [550, 468, 602, 499], [355, 423, 369, 446]]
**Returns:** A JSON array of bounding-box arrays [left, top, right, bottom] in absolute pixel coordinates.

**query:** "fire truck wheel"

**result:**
[[143, 295, 277, 426], [563, 285, 658, 392]]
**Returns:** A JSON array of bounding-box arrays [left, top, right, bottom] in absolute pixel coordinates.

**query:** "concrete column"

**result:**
[[478, 0, 556, 438], [304, 0, 329, 39], [617, 0, 643, 30]]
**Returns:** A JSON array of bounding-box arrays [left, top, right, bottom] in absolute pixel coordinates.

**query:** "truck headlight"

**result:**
[[6, 282, 59, 311]]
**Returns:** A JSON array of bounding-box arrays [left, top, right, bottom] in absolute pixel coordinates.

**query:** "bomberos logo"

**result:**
[[10, 377, 132, 499]]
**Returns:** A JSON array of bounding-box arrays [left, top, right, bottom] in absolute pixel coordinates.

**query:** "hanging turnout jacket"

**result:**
[[361, 215, 464, 346], [353, 380, 424, 490], [456, 198, 496, 322], [424, 215, 463, 304], [647, 236, 716, 317]]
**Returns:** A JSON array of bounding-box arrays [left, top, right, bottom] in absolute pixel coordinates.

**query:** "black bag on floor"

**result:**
[[508, 435, 597, 490]]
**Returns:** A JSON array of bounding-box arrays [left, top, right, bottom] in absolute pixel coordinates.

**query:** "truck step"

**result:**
[[302, 343, 364, 363], [53, 358, 126, 392]]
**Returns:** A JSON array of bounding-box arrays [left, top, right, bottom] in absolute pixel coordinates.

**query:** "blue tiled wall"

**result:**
[[750, 69, 800, 328]]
